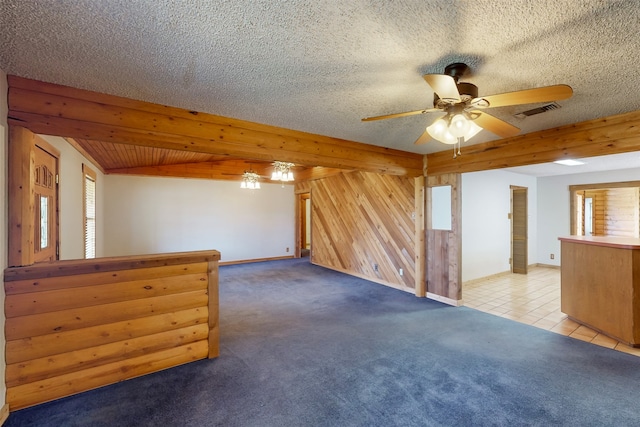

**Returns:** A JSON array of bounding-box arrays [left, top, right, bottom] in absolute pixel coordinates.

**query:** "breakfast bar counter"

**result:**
[[559, 236, 640, 346]]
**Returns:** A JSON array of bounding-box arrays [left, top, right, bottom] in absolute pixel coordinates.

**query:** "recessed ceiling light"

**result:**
[[553, 159, 585, 166]]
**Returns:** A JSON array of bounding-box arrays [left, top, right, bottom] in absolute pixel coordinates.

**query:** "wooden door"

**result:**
[[33, 145, 59, 262], [511, 187, 527, 274]]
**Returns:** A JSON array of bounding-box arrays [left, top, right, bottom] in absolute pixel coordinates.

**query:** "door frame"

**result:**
[[33, 142, 60, 263], [294, 191, 311, 258], [8, 126, 61, 267]]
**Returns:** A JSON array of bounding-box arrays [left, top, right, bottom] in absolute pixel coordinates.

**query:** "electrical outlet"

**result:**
[[286, 247, 290, 252], [399, 268, 403, 276], [550, 253, 555, 260], [374, 263, 378, 272]]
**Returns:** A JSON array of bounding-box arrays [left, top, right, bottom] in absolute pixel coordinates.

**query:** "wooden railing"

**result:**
[[3, 250, 220, 410]]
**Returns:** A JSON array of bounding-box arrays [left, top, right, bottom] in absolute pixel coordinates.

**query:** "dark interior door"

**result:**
[[511, 187, 527, 274]]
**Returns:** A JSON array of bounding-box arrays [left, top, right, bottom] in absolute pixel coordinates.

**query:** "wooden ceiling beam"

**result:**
[[8, 76, 423, 177], [107, 161, 273, 181], [106, 160, 345, 183], [426, 110, 640, 175], [10, 111, 403, 174]]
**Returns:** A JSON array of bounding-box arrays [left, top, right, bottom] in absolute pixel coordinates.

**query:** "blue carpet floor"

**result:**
[[6, 258, 640, 426]]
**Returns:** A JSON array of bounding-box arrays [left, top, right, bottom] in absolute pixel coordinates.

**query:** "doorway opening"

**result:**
[[299, 193, 311, 257], [570, 182, 640, 237]]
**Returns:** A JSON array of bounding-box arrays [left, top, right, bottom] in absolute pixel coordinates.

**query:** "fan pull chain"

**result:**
[[453, 137, 463, 159]]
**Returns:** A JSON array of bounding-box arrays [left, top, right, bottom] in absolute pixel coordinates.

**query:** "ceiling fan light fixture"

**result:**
[[450, 113, 470, 138], [427, 112, 481, 145], [426, 117, 448, 141], [464, 119, 483, 140]]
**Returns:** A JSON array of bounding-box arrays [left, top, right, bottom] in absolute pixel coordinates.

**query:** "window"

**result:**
[[83, 164, 97, 258]]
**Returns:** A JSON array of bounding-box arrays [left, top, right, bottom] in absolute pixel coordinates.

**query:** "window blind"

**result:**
[[84, 170, 96, 259]]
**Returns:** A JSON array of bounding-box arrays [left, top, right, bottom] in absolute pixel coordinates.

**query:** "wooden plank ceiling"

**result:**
[[7, 75, 425, 182], [65, 137, 321, 182]]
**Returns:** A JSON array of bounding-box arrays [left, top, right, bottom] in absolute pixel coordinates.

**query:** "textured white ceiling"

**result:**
[[1, 0, 639, 155]]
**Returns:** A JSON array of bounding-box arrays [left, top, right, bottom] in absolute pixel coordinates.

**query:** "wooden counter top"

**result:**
[[4, 249, 221, 281], [558, 235, 640, 250]]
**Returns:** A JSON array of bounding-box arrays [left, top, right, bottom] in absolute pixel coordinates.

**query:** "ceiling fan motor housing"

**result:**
[[433, 82, 478, 108]]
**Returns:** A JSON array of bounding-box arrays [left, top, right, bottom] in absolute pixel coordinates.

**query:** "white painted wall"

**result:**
[[103, 175, 295, 262], [538, 167, 640, 266], [0, 69, 9, 411], [40, 136, 106, 260], [462, 169, 538, 282]]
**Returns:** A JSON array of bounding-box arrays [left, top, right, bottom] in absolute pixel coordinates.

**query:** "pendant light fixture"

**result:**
[[240, 169, 261, 189], [271, 161, 295, 183]]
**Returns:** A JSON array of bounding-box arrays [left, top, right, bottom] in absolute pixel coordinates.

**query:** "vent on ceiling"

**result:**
[[514, 102, 561, 119]]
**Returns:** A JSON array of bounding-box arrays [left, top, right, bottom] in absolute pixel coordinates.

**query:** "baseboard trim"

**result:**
[[427, 292, 463, 307], [0, 404, 9, 426], [219, 256, 295, 266], [535, 263, 560, 269], [462, 270, 511, 286], [311, 262, 415, 295], [463, 264, 561, 285]]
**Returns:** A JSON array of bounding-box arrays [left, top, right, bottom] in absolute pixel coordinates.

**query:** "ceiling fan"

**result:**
[[362, 63, 573, 155]]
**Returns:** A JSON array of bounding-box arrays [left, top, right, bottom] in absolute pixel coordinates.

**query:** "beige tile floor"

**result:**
[[463, 266, 640, 357]]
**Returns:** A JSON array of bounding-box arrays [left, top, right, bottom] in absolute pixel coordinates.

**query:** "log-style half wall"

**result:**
[[4, 250, 220, 410]]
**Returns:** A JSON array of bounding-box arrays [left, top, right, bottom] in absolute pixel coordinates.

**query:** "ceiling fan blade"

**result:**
[[361, 108, 440, 122], [471, 111, 521, 138], [471, 84, 573, 109], [413, 129, 433, 145], [423, 74, 461, 102]]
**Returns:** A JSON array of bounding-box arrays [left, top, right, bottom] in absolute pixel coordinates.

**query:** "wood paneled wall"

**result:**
[[426, 174, 462, 304], [310, 171, 417, 292], [584, 190, 607, 236], [603, 187, 640, 237], [573, 183, 640, 238], [3, 250, 220, 410]]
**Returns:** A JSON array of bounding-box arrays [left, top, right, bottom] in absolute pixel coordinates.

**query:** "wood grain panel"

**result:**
[[8, 126, 35, 267], [7, 341, 209, 410], [6, 324, 208, 387], [511, 187, 528, 274], [6, 307, 208, 364], [603, 187, 639, 237], [426, 173, 462, 304], [3, 250, 219, 410], [6, 272, 207, 317], [6, 262, 208, 295], [311, 171, 416, 291], [427, 230, 449, 297], [560, 239, 640, 345], [295, 180, 312, 194], [6, 290, 208, 340]]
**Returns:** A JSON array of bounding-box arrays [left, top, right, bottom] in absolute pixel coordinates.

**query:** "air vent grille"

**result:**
[[514, 102, 561, 119]]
